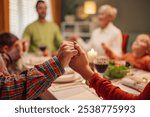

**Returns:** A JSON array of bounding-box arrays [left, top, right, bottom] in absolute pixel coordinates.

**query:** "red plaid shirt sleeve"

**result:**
[[0, 54, 65, 100]]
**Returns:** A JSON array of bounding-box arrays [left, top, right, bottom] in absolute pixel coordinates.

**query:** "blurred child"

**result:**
[[102, 34, 150, 71]]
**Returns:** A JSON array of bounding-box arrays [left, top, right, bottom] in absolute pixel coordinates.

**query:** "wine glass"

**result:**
[[94, 56, 109, 73], [39, 45, 47, 56], [39, 46, 47, 52]]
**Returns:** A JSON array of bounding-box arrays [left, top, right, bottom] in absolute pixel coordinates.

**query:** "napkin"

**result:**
[[119, 72, 150, 92]]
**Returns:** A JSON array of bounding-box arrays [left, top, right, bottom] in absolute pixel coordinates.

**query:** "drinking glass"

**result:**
[[39, 46, 47, 52], [94, 56, 109, 73]]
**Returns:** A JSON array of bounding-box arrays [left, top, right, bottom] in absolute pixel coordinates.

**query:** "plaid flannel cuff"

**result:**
[[43, 56, 65, 80]]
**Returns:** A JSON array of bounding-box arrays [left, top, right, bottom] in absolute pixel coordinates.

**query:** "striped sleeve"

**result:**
[[0, 56, 65, 100]]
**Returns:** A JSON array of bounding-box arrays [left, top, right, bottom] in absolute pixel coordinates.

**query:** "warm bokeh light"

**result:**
[[84, 1, 96, 15]]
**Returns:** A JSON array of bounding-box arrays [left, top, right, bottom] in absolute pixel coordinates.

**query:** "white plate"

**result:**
[[54, 73, 80, 83], [64, 67, 75, 75], [23, 54, 51, 68]]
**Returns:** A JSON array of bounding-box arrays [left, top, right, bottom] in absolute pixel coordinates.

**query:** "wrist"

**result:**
[[80, 66, 94, 81], [52, 56, 65, 75], [57, 55, 65, 68]]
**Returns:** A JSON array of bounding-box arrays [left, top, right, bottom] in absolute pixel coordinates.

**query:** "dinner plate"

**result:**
[[54, 73, 80, 83], [64, 67, 75, 75], [23, 56, 50, 68]]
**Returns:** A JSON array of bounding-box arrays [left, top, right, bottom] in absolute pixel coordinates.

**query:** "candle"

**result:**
[[87, 48, 98, 62]]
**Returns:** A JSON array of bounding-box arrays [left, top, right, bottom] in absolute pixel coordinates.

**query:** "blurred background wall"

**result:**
[[0, 0, 9, 32]]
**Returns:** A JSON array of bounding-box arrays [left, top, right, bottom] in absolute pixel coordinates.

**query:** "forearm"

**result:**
[[148, 64, 150, 71], [109, 52, 120, 60], [89, 73, 140, 100], [106, 49, 121, 60], [146, 61, 150, 71], [0, 56, 65, 100], [80, 66, 94, 81]]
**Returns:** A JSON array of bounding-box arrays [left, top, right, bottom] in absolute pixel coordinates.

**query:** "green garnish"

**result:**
[[104, 61, 130, 79]]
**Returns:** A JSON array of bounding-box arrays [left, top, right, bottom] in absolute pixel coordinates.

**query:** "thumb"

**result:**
[[72, 49, 78, 55], [74, 43, 84, 55], [70, 49, 78, 57]]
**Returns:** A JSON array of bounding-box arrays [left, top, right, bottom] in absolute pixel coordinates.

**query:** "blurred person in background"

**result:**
[[69, 4, 122, 56], [75, 3, 88, 21], [102, 34, 150, 71], [22, 0, 63, 55]]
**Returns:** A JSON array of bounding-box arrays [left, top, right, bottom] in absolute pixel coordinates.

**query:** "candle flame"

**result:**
[[87, 48, 98, 62], [91, 48, 95, 52]]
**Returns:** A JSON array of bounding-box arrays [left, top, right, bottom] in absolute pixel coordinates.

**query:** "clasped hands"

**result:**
[[57, 41, 94, 81], [13, 40, 94, 81]]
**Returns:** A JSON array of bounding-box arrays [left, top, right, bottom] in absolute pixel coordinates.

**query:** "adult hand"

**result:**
[[101, 43, 111, 54], [69, 42, 94, 81], [101, 43, 115, 59], [57, 41, 78, 68]]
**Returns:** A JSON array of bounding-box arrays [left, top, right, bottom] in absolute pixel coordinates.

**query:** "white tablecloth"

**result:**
[[23, 54, 150, 100]]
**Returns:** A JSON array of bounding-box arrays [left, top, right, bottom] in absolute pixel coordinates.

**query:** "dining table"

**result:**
[[22, 54, 150, 100]]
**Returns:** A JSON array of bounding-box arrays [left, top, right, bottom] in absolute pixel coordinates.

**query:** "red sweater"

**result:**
[[89, 73, 150, 100]]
